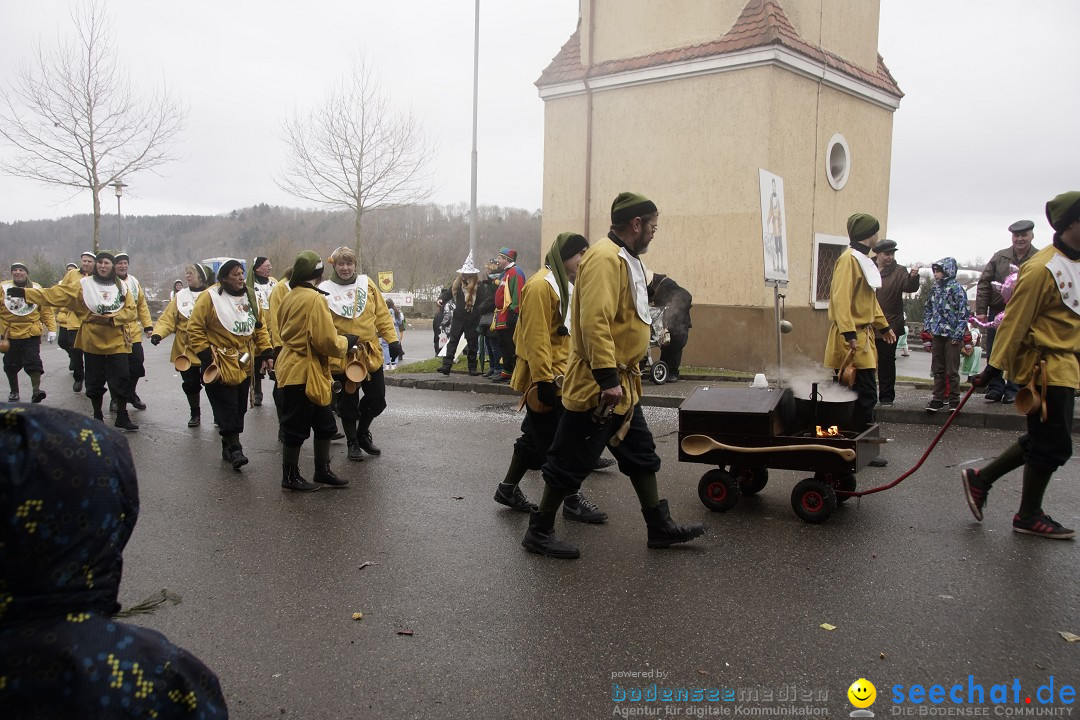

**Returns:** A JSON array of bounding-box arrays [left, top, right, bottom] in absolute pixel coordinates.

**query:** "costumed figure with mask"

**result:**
[[436, 252, 495, 376]]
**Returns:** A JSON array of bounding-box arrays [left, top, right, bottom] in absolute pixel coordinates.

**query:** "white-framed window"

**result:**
[[825, 133, 850, 190], [812, 233, 849, 309]]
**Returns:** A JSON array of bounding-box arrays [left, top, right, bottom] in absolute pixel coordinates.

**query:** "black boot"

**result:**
[[129, 379, 146, 410], [281, 464, 319, 492], [313, 460, 349, 488], [186, 393, 201, 428], [521, 510, 580, 559], [468, 360, 479, 377], [252, 375, 263, 407], [436, 360, 452, 375], [114, 404, 139, 433], [230, 443, 249, 471], [346, 439, 365, 462], [89, 396, 105, 421], [7, 373, 19, 402], [494, 483, 537, 512], [641, 499, 705, 549], [109, 397, 117, 412], [356, 424, 381, 455]]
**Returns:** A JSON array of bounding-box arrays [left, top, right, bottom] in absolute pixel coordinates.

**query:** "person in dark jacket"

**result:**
[[437, 253, 495, 376], [975, 220, 1038, 403], [646, 272, 692, 381], [872, 239, 921, 405], [0, 405, 228, 718]]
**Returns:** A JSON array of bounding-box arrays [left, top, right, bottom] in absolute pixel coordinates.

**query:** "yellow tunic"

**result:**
[[823, 248, 889, 370], [319, 276, 398, 374], [989, 244, 1080, 388], [24, 280, 135, 354], [274, 285, 348, 406], [54, 269, 86, 330], [119, 275, 153, 345], [510, 269, 570, 395], [152, 290, 204, 366], [0, 282, 56, 339], [267, 278, 292, 348], [561, 237, 650, 414], [186, 285, 271, 386]]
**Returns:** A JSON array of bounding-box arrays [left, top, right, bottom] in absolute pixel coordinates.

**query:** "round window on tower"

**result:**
[[826, 133, 850, 191]]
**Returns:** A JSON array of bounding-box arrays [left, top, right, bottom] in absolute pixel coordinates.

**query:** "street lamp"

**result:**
[[112, 180, 127, 250]]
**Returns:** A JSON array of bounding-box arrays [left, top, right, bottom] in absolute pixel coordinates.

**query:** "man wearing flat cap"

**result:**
[[873, 239, 921, 406], [824, 213, 895, 466], [976, 219, 1038, 403], [963, 191, 1080, 539], [491, 247, 527, 383], [520, 192, 705, 559], [0, 262, 56, 403]]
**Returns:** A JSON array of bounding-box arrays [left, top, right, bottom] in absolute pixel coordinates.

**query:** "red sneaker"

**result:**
[[1012, 512, 1076, 540], [961, 469, 988, 521]]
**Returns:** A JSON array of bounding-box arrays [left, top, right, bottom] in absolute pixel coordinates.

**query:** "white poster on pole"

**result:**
[[758, 169, 789, 282]]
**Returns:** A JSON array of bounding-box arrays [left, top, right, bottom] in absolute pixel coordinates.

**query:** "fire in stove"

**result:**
[[815, 425, 840, 437]]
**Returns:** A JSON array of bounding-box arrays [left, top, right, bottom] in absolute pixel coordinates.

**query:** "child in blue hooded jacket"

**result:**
[[923, 257, 969, 411]]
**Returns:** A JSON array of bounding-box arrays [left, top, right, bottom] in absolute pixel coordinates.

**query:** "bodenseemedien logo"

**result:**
[[848, 678, 877, 717]]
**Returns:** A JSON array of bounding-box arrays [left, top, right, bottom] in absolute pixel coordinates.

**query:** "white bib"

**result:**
[[252, 277, 277, 310], [209, 287, 257, 337], [175, 288, 202, 319], [853, 250, 882, 289], [121, 275, 142, 303], [1, 281, 38, 316], [319, 275, 368, 319], [618, 248, 652, 325], [80, 276, 126, 315], [1047, 252, 1080, 318], [543, 271, 574, 332]]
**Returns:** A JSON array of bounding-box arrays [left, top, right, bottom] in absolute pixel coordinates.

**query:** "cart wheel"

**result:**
[[790, 478, 837, 524], [833, 473, 857, 504], [731, 465, 768, 495], [698, 469, 740, 512], [651, 360, 668, 385]]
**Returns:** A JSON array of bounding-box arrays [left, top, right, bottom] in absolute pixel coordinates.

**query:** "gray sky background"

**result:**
[[0, 0, 1077, 266]]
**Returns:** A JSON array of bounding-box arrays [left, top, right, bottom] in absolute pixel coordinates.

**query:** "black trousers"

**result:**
[[849, 368, 878, 432], [496, 327, 517, 376], [514, 401, 564, 470], [875, 336, 898, 403], [180, 367, 202, 397], [280, 384, 337, 448], [204, 378, 250, 436], [127, 341, 146, 380], [659, 328, 688, 375], [442, 314, 479, 367], [1020, 386, 1075, 473], [58, 329, 84, 381], [84, 352, 130, 402], [542, 405, 661, 493], [3, 336, 43, 377], [333, 369, 386, 425]]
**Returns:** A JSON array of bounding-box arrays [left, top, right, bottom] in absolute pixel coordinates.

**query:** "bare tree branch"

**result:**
[[0, 0, 185, 251], [276, 57, 436, 267]]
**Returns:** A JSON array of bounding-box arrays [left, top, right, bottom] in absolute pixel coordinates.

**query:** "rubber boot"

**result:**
[[114, 403, 139, 433], [29, 372, 45, 403], [641, 499, 705, 549], [186, 392, 201, 427], [89, 395, 105, 421], [6, 372, 19, 402], [252, 374, 263, 406], [129, 378, 146, 410], [521, 510, 580, 559]]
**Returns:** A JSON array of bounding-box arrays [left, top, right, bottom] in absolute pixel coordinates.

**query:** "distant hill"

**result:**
[[0, 202, 542, 298]]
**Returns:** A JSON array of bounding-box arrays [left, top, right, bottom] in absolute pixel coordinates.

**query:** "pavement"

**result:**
[[15, 341, 1080, 718]]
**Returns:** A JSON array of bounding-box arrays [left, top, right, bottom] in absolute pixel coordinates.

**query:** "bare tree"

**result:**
[[0, 1, 184, 251], [277, 59, 435, 266]]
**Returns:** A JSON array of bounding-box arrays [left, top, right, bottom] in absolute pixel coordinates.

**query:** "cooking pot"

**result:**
[[792, 382, 855, 430]]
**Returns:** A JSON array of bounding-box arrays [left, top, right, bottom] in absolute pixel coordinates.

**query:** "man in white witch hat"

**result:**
[[436, 251, 494, 377]]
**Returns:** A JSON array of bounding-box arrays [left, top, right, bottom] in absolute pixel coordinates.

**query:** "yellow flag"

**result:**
[[377, 271, 394, 293]]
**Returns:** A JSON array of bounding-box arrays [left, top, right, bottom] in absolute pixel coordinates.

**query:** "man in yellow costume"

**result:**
[[0, 262, 56, 403], [112, 252, 154, 411], [520, 192, 705, 559], [8, 251, 138, 431], [962, 191, 1080, 539], [53, 253, 95, 392], [823, 213, 895, 467]]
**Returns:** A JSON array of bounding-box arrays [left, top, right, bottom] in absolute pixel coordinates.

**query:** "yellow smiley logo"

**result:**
[[848, 678, 877, 709]]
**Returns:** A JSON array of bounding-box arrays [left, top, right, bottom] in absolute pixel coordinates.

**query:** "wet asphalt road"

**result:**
[[27, 342, 1080, 718]]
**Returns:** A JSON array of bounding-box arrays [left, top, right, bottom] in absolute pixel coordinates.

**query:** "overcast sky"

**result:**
[[0, 0, 1077, 266]]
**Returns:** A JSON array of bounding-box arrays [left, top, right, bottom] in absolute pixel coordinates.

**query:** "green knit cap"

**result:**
[[611, 192, 658, 225], [195, 263, 214, 286], [846, 213, 880, 243], [545, 232, 588, 323], [289, 250, 324, 287], [1045, 191, 1080, 232]]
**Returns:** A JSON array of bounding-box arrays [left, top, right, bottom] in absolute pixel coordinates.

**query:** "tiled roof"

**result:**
[[536, 0, 902, 99]]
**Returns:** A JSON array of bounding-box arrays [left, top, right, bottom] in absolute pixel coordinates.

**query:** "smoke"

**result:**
[[771, 354, 858, 402]]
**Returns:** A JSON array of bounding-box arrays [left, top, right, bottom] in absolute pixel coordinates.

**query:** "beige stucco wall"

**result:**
[[784, 0, 882, 72]]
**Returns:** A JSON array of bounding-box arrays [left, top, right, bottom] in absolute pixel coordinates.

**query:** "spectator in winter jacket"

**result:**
[[491, 247, 527, 383], [923, 257, 969, 412], [646, 272, 692, 381]]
